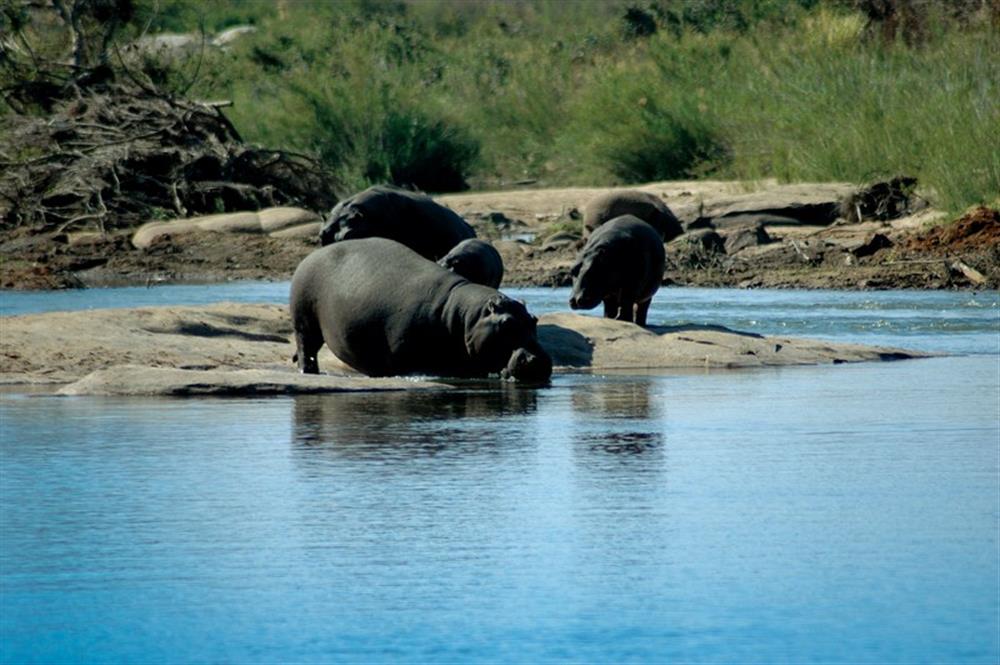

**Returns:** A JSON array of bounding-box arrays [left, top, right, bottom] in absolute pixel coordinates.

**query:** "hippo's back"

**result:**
[[438, 239, 504, 288], [583, 190, 682, 241], [586, 214, 666, 279], [320, 185, 476, 260]]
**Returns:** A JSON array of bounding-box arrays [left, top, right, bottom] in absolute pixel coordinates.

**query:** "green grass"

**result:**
[[123, 0, 1000, 210]]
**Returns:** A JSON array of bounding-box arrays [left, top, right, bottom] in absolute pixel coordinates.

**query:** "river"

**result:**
[[1, 285, 998, 663]]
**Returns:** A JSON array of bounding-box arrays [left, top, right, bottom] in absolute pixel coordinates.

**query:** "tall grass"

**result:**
[[149, 0, 997, 210]]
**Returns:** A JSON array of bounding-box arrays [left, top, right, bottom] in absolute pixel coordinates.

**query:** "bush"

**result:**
[[562, 65, 728, 183], [124, 0, 998, 210]]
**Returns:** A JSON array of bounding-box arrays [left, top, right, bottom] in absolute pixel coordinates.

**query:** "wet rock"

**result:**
[[537, 313, 929, 370], [1, 304, 932, 391], [58, 365, 445, 396]]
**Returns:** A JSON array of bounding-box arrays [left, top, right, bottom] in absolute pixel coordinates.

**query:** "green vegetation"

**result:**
[[6, 0, 998, 211]]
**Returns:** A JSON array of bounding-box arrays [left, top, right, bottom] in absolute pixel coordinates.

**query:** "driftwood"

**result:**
[[0, 77, 338, 233]]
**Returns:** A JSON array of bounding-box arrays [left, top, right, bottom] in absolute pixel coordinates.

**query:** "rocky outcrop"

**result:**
[[537, 313, 927, 370], [58, 366, 443, 396], [1, 303, 930, 395], [670, 183, 857, 229]]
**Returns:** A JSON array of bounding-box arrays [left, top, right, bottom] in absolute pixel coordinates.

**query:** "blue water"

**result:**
[[1, 285, 998, 664], [3, 282, 997, 354]]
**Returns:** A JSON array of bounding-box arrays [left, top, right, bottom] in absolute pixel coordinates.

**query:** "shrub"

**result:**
[[562, 64, 728, 183]]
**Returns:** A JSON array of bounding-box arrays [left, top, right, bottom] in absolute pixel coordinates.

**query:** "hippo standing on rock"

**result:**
[[569, 215, 666, 327], [437, 239, 504, 289], [319, 185, 476, 260], [583, 189, 683, 242], [290, 238, 551, 383]]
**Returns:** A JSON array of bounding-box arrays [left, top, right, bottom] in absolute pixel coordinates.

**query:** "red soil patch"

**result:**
[[905, 206, 1000, 253]]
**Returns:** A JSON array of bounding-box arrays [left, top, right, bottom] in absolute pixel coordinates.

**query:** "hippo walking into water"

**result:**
[[583, 189, 683, 242], [319, 185, 476, 261], [569, 215, 666, 327], [290, 238, 551, 383]]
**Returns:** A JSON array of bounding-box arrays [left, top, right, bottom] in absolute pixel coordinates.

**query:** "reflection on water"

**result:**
[[291, 387, 539, 460], [571, 377, 660, 420], [581, 431, 663, 456]]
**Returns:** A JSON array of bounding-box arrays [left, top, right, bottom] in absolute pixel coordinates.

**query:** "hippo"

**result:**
[[437, 238, 504, 289], [290, 238, 551, 383], [569, 215, 665, 327], [319, 185, 476, 260], [583, 190, 682, 242]]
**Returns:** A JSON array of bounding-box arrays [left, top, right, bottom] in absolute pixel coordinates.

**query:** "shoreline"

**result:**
[[2, 181, 996, 292]]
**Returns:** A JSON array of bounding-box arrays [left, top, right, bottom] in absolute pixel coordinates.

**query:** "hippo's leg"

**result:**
[[615, 298, 635, 323], [603, 297, 620, 320], [635, 299, 651, 327], [294, 326, 322, 374]]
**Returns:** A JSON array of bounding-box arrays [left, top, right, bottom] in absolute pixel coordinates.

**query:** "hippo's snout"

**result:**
[[569, 291, 600, 311], [502, 347, 552, 384]]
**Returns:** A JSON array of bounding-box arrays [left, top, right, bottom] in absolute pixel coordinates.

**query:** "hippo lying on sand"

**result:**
[[290, 238, 551, 383], [569, 215, 665, 327], [319, 185, 476, 260], [437, 239, 504, 289], [583, 190, 682, 242]]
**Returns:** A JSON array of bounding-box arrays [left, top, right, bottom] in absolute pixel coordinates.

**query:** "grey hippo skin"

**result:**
[[319, 184, 476, 260], [290, 238, 551, 383], [569, 215, 666, 327], [583, 189, 683, 242], [437, 239, 504, 289]]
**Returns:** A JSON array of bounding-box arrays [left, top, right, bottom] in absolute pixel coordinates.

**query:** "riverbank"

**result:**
[[1, 181, 997, 292]]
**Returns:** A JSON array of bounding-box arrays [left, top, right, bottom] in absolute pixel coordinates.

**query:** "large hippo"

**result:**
[[290, 238, 551, 383], [583, 190, 683, 242], [437, 238, 504, 289], [569, 215, 665, 327], [319, 185, 476, 260]]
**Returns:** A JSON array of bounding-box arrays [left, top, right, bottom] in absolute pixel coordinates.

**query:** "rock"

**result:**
[[849, 233, 894, 258], [268, 222, 322, 239], [537, 313, 929, 370], [540, 231, 580, 251], [211, 26, 256, 48], [679, 228, 726, 254], [132, 207, 321, 248], [257, 207, 322, 233], [58, 365, 444, 396], [723, 225, 772, 254], [683, 217, 715, 231], [131, 33, 200, 54], [710, 213, 803, 229], [672, 183, 854, 228], [0, 304, 930, 392]]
